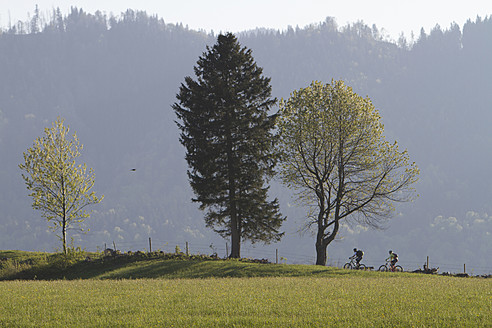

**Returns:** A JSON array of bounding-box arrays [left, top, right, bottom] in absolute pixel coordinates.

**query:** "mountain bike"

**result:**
[[378, 260, 403, 272], [343, 257, 366, 270]]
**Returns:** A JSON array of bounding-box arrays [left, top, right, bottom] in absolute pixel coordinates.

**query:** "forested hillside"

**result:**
[[1, 8, 491, 273]]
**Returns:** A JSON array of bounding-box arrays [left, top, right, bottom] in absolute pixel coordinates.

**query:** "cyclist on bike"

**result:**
[[350, 248, 364, 268], [386, 250, 398, 269]]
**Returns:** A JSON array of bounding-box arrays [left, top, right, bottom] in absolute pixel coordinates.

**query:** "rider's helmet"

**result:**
[[389, 250, 392, 254], [353, 248, 357, 252]]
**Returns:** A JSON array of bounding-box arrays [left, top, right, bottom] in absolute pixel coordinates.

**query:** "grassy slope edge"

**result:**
[[1, 251, 490, 327], [1, 250, 377, 280]]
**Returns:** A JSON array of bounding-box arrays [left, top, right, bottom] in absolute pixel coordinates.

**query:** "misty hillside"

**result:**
[[0, 8, 491, 273]]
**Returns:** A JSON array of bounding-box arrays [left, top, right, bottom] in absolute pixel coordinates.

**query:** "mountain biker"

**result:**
[[350, 248, 364, 268], [386, 250, 398, 269]]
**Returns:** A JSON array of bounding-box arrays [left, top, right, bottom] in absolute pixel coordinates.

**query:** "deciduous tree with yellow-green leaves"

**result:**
[[19, 117, 103, 254], [277, 80, 419, 266]]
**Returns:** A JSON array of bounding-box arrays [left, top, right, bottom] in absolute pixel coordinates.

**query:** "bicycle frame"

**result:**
[[344, 257, 365, 270], [378, 260, 403, 272]]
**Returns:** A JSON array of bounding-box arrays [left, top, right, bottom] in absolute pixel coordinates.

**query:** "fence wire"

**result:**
[[93, 238, 492, 275]]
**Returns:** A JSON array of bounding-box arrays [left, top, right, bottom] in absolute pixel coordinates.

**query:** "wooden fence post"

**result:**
[[149, 237, 152, 253], [276, 249, 278, 264], [186, 242, 189, 256], [226, 243, 229, 258]]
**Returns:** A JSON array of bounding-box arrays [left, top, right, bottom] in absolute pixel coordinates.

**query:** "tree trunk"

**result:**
[[315, 240, 327, 265], [226, 123, 241, 258], [315, 205, 328, 265], [62, 218, 67, 255], [230, 226, 241, 258], [61, 174, 67, 255], [230, 198, 241, 258], [315, 218, 340, 266]]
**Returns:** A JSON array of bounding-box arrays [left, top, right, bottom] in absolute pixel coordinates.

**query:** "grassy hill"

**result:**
[[1, 250, 376, 280], [1, 250, 490, 327]]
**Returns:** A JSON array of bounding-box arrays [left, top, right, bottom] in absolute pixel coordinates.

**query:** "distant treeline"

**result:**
[[0, 8, 491, 273]]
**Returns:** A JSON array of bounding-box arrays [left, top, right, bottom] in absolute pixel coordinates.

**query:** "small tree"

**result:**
[[277, 80, 419, 265], [19, 117, 103, 254], [173, 33, 285, 258]]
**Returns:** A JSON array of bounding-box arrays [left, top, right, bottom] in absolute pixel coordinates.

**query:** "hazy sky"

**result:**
[[1, 0, 491, 39]]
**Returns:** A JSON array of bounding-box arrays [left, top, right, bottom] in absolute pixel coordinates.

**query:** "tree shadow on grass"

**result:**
[[89, 260, 362, 279], [1, 256, 369, 281]]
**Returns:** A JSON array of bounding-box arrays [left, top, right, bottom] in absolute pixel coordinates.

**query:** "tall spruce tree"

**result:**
[[173, 33, 285, 258]]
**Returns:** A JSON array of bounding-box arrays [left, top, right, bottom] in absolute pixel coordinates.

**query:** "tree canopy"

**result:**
[[277, 80, 419, 265]]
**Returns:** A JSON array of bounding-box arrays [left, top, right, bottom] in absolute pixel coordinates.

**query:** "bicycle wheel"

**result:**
[[378, 265, 388, 272], [358, 264, 366, 270], [343, 263, 353, 270], [395, 265, 403, 272]]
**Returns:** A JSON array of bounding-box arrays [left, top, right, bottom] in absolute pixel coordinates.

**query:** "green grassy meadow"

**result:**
[[0, 251, 490, 327]]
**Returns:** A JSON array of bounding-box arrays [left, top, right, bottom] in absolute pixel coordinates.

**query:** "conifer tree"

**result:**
[[173, 33, 285, 258]]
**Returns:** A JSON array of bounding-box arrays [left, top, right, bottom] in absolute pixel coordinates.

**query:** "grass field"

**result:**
[[1, 251, 490, 327]]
